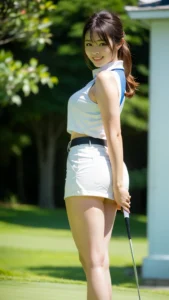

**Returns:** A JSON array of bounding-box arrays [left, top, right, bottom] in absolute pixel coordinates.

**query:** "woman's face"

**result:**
[[84, 31, 117, 68]]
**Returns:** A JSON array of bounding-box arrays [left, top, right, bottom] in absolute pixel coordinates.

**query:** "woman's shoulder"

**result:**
[[95, 69, 117, 87]]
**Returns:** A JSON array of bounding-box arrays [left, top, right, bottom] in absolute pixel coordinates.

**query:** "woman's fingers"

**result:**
[[114, 188, 131, 212], [126, 195, 131, 203], [123, 206, 130, 213], [122, 199, 131, 213]]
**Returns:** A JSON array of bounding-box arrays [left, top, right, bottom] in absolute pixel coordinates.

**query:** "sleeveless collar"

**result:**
[[92, 60, 124, 78]]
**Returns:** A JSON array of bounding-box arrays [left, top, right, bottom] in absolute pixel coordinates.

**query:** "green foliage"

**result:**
[[129, 168, 147, 190], [121, 95, 149, 131], [3, 193, 20, 205], [0, 1, 58, 106], [0, 126, 31, 161], [0, 50, 58, 106], [54, 0, 148, 47], [0, 0, 57, 49]]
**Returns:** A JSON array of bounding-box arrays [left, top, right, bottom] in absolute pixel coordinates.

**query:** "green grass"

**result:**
[[0, 204, 168, 299], [1, 281, 169, 300]]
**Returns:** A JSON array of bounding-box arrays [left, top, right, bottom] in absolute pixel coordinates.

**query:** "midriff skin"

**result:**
[[71, 132, 88, 140]]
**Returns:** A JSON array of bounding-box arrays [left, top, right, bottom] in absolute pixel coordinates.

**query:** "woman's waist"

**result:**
[[71, 131, 89, 141], [68, 134, 107, 151], [67, 122, 106, 140]]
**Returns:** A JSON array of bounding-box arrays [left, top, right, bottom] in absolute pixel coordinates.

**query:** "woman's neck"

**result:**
[[92, 60, 123, 78]]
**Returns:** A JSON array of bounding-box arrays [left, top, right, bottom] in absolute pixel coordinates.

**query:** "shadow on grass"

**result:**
[[27, 265, 141, 286], [0, 205, 70, 230], [0, 205, 146, 237]]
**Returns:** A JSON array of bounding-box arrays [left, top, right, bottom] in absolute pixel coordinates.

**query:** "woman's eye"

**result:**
[[99, 42, 107, 46], [85, 43, 92, 46]]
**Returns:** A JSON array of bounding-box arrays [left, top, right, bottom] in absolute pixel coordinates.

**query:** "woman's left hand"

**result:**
[[113, 186, 131, 213]]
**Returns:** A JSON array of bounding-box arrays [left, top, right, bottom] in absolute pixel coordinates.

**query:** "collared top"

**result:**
[[67, 60, 126, 140]]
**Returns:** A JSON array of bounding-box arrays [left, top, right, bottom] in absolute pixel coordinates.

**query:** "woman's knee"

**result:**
[[79, 250, 109, 270], [103, 252, 110, 270], [79, 253, 85, 268]]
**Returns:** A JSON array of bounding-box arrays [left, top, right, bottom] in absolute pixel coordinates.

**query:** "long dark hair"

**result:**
[[82, 10, 139, 98]]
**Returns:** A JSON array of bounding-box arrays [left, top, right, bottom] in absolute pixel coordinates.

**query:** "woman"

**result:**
[[64, 10, 138, 300]]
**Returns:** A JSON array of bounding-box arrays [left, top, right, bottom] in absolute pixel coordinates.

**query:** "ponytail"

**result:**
[[118, 40, 139, 98]]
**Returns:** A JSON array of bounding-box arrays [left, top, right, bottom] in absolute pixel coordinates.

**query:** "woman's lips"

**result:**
[[92, 57, 103, 61]]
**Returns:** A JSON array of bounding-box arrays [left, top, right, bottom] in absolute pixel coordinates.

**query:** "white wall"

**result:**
[[143, 18, 169, 279]]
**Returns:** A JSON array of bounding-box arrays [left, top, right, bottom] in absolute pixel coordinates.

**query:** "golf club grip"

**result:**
[[123, 210, 129, 218], [124, 217, 131, 239]]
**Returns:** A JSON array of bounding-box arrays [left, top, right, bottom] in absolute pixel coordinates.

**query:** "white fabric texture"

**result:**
[[64, 144, 129, 201], [67, 60, 125, 140]]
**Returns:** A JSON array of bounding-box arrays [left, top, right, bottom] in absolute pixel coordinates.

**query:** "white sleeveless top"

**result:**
[[67, 60, 125, 140]]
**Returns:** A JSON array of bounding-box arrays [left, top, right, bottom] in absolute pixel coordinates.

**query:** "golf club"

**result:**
[[123, 209, 142, 300]]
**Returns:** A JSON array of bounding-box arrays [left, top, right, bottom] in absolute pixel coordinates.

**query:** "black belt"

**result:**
[[67, 136, 107, 152]]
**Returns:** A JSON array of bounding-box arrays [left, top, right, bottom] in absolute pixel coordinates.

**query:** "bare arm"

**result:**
[[95, 70, 130, 211]]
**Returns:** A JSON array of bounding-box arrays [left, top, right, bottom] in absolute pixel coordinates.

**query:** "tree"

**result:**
[[0, 51, 57, 106], [0, 0, 57, 106], [0, 124, 31, 202], [0, 0, 58, 207], [0, 0, 56, 47]]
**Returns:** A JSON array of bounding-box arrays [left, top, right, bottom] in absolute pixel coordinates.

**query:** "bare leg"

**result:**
[[103, 199, 117, 299], [79, 199, 117, 299], [65, 196, 110, 300]]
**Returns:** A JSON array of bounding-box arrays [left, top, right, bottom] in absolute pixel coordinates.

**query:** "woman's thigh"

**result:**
[[65, 196, 106, 266], [103, 199, 117, 269], [104, 199, 117, 247]]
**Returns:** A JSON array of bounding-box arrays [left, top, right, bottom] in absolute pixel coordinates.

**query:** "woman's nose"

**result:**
[[91, 45, 100, 55], [91, 50, 100, 55]]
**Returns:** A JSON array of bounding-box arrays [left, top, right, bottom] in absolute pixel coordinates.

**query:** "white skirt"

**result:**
[[64, 143, 129, 201]]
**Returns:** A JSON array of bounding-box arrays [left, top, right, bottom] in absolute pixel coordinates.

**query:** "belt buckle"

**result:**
[[67, 141, 71, 152]]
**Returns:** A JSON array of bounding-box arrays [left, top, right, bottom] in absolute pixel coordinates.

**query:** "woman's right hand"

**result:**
[[113, 186, 131, 213]]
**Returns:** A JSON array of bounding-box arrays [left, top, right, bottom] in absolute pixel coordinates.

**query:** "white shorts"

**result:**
[[64, 143, 129, 201]]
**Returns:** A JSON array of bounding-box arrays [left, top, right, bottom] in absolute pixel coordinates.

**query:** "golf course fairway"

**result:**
[[0, 281, 168, 300]]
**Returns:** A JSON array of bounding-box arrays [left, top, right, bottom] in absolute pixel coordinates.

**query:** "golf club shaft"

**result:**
[[129, 238, 141, 300], [123, 210, 141, 300]]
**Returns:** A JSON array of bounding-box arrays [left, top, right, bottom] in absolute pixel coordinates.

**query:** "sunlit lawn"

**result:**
[[0, 204, 168, 299]]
